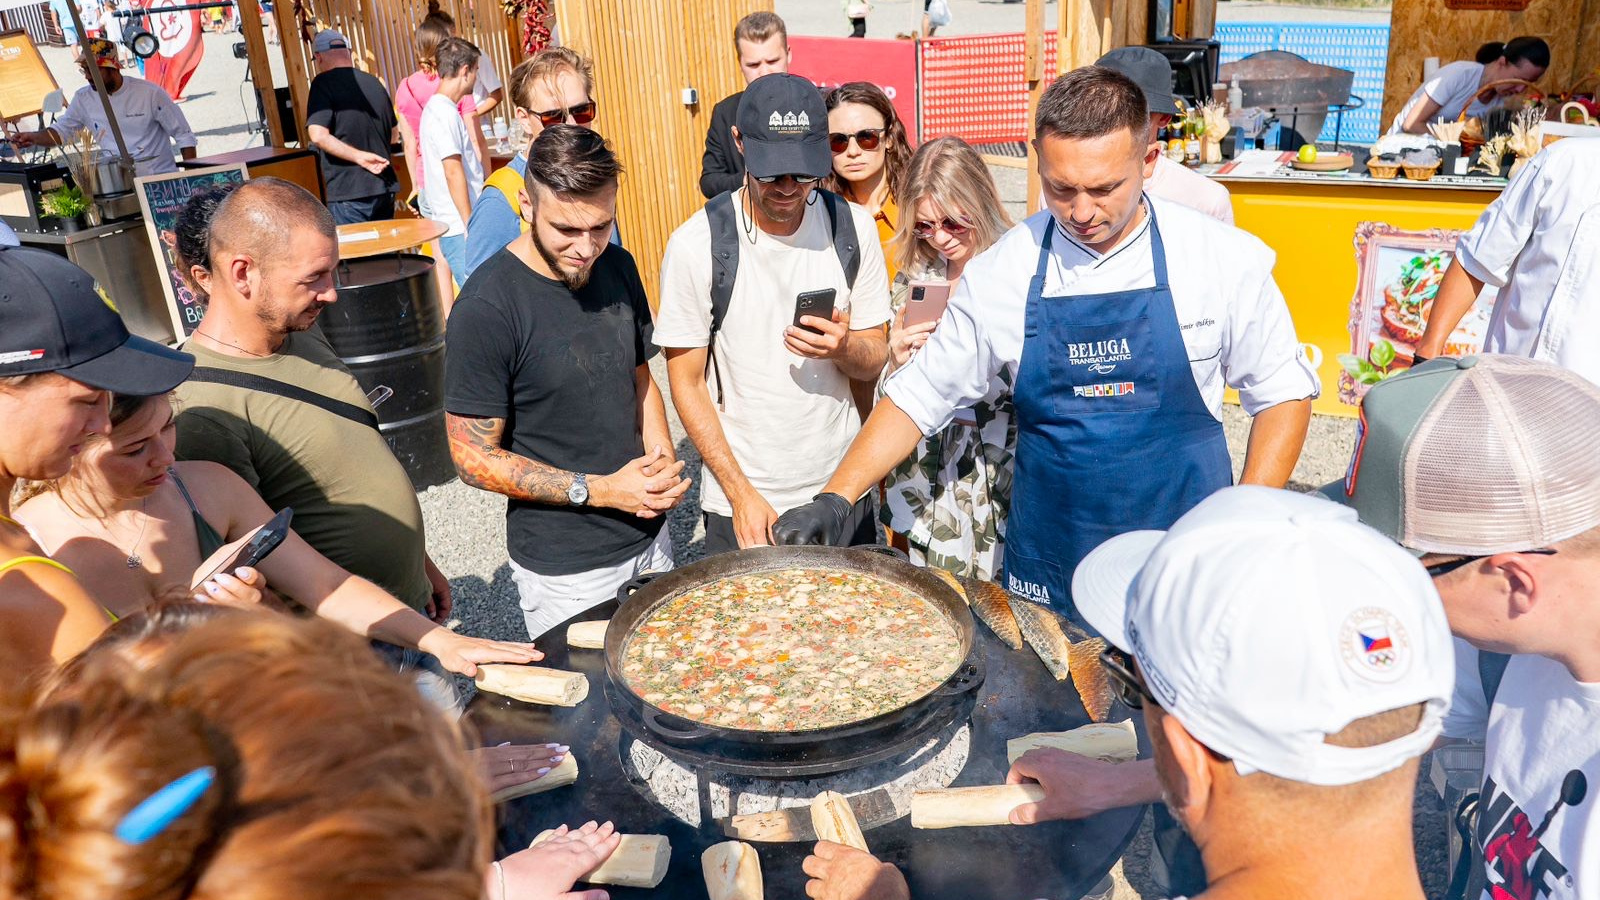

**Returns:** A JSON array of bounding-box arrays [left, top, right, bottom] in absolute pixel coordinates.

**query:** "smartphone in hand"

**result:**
[[901, 280, 952, 329], [191, 507, 293, 588], [793, 288, 838, 335]]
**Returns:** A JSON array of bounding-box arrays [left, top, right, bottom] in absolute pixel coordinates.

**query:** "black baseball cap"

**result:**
[[1096, 47, 1181, 116], [735, 73, 830, 180], [0, 245, 193, 394]]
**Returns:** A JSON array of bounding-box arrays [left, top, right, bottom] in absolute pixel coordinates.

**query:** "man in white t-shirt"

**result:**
[[1328, 354, 1600, 900], [419, 36, 484, 287], [655, 73, 890, 554], [13, 38, 197, 176], [801, 486, 1453, 900], [1414, 138, 1600, 385]]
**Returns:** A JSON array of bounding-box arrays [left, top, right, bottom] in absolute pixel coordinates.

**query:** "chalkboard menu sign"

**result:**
[[134, 165, 247, 337]]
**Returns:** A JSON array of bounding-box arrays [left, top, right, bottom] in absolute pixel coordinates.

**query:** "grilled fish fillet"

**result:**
[[959, 577, 1024, 650], [1005, 593, 1117, 723]]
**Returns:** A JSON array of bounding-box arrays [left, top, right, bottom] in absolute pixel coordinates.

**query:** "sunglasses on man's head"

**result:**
[[828, 128, 885, 154], [1099, 647, 1158, 711], [530, 100, 596, 128], [911, 216, 972, 239], [751, 173, 821, 185]]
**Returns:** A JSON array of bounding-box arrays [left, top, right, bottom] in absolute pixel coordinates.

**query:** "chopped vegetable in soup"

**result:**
[[622, 568, 963, 731]]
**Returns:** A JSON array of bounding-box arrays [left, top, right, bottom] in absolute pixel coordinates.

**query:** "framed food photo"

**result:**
[[1340, 223, 1499, 407], [135, 165, 248, 338]]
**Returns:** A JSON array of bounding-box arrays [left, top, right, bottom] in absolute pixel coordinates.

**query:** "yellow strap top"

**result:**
[[0, 513, 79, 578]]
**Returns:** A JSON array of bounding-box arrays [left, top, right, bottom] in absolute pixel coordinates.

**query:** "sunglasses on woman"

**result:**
[[911, 217, 973, 239], [829, 128, 885, 154], [530, 100, 597, 128]]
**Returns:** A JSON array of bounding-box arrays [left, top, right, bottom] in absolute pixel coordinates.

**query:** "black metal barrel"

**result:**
[[322, 253, 454, 490]]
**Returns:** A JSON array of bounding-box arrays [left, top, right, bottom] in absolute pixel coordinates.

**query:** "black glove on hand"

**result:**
[[772, 493, 854, 546]]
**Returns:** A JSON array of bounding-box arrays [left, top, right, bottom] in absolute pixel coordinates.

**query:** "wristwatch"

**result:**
[[567, 473, 589, 506]]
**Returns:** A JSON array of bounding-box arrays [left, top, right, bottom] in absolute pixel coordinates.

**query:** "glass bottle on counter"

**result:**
[[1183, 114, 1202, 167]]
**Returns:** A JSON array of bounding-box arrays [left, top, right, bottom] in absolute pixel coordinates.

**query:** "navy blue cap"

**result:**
[[0, 245, 193, 394], [735, 73, 830, 180]]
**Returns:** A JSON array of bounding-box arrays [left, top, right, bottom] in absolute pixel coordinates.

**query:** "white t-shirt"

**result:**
[[654, 191, 892, 516], [1389, 60, 1488, 134], [1444, 644, 1600, 899], [53, 77, 196, 176], [473, 53, 502, 108], [884, 197, 1320, 436], [1455, 138, 1600, 387], [419, 92, 484, 237]]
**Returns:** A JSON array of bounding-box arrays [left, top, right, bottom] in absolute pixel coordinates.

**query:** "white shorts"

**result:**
[[509, 528, 674, 640]]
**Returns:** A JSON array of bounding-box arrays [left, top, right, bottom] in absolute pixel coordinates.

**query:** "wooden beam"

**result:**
[[1024, 0, 1044, 216], [235, 0, 284, 145], [271, 0, 312, 145]]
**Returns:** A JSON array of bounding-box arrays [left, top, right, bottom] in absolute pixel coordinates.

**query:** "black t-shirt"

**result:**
[[444, 246, 662, 576], [305, 68, 399, 201]]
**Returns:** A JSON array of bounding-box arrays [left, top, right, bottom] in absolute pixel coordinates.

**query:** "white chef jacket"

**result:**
[[1457, 137, 1600, 386], [52, 77, 197, 176], [884, 196, 1319, 435]]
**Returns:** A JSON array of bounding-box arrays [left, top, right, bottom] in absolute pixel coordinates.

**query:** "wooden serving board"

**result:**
[[1290, 154, 1355, 172]]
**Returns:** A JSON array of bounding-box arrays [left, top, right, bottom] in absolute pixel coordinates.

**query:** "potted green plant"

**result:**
[[40, 186, 90, 233]]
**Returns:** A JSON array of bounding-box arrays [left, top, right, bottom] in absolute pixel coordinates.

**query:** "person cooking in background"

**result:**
[[1388, 36, 1549, 135], [878, 137, 1015, 580], [776, 66, 1317, 627], [1413, 138, 1600, 383], [823, 82, 913, 283], [11, 38, 197, 175], [700, 11, 791, 199]]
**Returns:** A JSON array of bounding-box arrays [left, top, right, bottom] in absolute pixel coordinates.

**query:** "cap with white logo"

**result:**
[[1073, 485, 1453, 787], [735, 73, 829, 180]]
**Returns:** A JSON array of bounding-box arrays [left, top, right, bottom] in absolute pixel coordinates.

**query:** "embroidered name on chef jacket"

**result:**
[[1072, 381, 1136, 398]]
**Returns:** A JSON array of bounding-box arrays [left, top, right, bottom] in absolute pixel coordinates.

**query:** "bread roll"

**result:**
[[474, 665, 589, 706], [703, 841, 763, 900]]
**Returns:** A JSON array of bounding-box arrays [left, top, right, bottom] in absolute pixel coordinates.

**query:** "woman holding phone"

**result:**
[[15, 392, 543, 678], [878, 137, 1014, 579]]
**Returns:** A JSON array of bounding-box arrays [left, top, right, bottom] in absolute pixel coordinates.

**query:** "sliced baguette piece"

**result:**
[[722, 807, 813, 843], [1006, 720, 1139, 766], [565, 619, 609, 650], [530, 831, 669, 888], [910, 784, 1047, 829], [703, 840, 764, 900], [810, 791, 868, 851], [490, 753, 578, 803], [473, 664, 589, 706]]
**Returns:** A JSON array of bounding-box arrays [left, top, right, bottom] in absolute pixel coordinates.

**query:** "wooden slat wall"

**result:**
[[1383, 0, 1600, 127], [554, 0, 768, 304], [1058, 0, 1160, 71], [268, 0, 522, 140]]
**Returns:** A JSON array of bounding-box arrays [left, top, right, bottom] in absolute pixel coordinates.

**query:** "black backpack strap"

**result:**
[[1478, 649, 1511, 706], [819, 189, 861, 290], [704, 190, 740, 407], [187, 367, 380, 431]]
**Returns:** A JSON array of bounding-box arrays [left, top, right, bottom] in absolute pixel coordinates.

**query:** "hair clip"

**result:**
[[115, 766, 216, 845]]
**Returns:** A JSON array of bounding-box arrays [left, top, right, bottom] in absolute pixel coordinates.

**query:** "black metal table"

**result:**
[[470, 600, 1147, 900]]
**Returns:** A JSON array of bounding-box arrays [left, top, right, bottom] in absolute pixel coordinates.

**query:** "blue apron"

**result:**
[[1003, 207, 1231, 623]]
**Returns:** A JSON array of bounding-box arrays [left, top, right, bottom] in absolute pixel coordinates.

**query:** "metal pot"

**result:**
[[603, 545, 985, 766], [92, 158, 132, 196]]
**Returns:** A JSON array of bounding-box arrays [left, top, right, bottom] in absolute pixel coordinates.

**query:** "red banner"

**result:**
[[139, 0, 203, 100], [788, 36, 918, 142]]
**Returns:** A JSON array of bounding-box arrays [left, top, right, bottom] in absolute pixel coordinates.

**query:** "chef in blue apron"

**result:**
[[775, 65, 1318, 624]]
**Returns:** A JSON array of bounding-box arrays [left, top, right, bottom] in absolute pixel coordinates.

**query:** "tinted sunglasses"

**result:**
[[1099, 647, 1157, 710], [829, 128, 885, 153], [751, 173, 821, 185], [912, 216, 972, 239], [1424, 548, 1556, 579], [530, 100, 597, 128]]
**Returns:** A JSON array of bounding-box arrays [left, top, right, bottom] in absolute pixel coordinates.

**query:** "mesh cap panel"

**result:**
[[1403, 356, 1600, 554]]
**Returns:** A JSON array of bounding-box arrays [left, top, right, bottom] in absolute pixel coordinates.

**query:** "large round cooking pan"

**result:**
[[604, 545, 984, 752]]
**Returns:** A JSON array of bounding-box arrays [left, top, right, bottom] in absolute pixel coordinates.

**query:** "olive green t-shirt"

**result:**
[[174, 331, 431, 611]]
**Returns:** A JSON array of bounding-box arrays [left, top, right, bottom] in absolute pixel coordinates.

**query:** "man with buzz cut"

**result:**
[[801, 485, 1454, 900]]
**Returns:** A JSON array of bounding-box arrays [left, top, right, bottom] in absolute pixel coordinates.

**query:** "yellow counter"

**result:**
[[1215, 171, 1504, 417]]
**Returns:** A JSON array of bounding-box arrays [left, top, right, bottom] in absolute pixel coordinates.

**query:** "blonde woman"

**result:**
[[879, 138, 1014, 579]]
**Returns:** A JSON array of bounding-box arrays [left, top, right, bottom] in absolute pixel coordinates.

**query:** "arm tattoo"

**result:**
[[445, 414, 575, 504]]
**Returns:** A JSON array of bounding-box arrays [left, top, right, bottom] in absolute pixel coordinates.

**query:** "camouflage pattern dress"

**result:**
[[879, 266, 1017, 580]]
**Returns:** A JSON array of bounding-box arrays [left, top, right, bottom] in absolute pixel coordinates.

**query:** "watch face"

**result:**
[[568, 480, 588, 504]]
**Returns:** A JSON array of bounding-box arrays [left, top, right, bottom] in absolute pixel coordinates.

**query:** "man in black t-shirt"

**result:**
[[305, 30, 399, 225], [444, 126, 690, 640]]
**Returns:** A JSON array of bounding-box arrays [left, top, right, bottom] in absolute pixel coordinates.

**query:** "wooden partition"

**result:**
[[554, 0, 767, 304], [267, 0, 522, 143], [1383, 0, 1600, 127]]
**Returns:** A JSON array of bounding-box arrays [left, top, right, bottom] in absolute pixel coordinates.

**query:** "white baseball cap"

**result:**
[[1072, 485, 1453, 787]]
